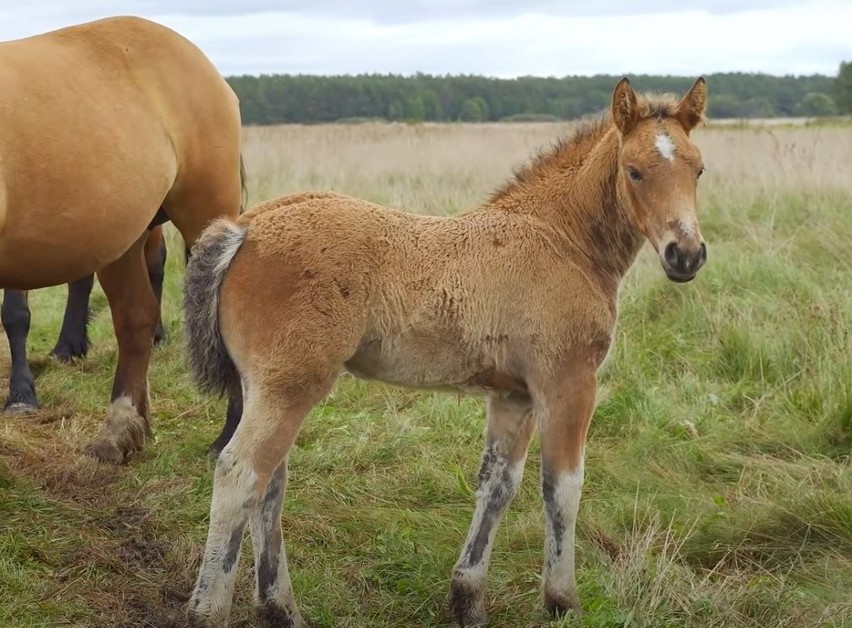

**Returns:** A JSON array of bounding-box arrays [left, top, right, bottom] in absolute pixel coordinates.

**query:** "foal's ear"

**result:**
[[676, 77, 707, 132], [611, 77, 638, 135]]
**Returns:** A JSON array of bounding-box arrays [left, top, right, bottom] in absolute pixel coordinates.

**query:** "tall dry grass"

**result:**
[[241, 121, 852, 211]]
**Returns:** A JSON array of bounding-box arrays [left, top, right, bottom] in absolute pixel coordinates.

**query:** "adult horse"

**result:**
[[0, 16, 244, 463], [2, 226, 167, 412], [183, 77, 708, 626]]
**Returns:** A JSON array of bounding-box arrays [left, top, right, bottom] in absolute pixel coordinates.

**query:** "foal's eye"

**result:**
[[697, 166, 705, 179], [627, 167, 642, 182]]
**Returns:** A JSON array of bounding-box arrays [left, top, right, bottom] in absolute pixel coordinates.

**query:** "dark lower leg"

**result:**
[[145, 227, 167, 345], [50, 274, 95, 362], [1, 290, 37, 412], [208, 383, 243, 457]]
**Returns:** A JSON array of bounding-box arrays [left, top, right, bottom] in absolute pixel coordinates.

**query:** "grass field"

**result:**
[[1, 121, 850, 627]]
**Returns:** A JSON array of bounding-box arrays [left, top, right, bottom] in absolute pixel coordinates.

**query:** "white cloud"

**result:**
[[0, 1, 849, 77]]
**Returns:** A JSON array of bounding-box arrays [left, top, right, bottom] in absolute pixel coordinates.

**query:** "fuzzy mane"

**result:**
[[488, 91, 686, 204]]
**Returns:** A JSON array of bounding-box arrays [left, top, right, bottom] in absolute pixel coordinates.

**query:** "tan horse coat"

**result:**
[[0, 16, 244, 462], [184, 78, 708, 626]]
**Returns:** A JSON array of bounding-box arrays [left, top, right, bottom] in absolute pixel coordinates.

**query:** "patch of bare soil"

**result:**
[[1, 415, 208, 627]]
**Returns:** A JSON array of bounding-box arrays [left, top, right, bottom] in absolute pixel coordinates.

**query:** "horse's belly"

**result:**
[[343, 335, 527, 397], [0, 218, 141, 288]]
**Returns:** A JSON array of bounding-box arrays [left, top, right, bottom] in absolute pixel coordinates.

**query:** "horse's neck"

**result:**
[[492, 128, 643, 286]]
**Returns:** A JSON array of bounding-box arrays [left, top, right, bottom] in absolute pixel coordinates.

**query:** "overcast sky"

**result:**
[[0, 1, 848, 78]]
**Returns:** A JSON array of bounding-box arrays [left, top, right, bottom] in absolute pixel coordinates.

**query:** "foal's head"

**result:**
[[611, 77, 708, 283]]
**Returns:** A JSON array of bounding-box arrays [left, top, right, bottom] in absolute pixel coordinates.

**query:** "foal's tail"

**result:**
[[183, 219, 247, 398]]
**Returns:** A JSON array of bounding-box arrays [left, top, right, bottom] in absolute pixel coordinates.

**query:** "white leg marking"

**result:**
[[543, 463, 585, 603], [452, 441, 527, 625], [655, 133, 676, 162], [85, 395, 148, 463], [456, 458, 525, 582], [190, 447, 259, 626]]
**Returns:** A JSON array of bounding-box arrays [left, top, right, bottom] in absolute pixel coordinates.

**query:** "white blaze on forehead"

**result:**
[[655, 133, 676, 162]]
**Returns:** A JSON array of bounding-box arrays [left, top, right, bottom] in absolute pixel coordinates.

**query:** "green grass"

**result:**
[[1, 130, 851, 627]]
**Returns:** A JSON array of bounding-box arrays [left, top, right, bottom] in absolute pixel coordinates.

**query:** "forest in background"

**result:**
[[225, 70, 851, 125]]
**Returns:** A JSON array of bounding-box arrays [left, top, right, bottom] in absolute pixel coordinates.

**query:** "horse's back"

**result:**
[[0, 16, 241, 287]]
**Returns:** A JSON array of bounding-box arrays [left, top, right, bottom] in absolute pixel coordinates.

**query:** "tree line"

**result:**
[[226, 69, 851, 125]]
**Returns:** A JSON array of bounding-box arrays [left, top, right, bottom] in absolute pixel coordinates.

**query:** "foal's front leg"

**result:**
[[536, 363, 598, 618], [451, 395, 536, 626]]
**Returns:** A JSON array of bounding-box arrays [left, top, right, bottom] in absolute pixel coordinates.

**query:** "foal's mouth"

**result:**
[[664, 269, 698, 283]]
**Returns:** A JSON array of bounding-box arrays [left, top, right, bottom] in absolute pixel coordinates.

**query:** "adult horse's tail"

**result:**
[[183, 219, 247, 398]]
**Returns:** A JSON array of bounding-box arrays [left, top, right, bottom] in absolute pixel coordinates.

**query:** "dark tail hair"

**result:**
[[183, 219, 247, 397]]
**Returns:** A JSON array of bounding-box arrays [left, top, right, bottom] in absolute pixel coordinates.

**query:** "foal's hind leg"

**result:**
[[1, 290, 38, 413], [249, 459, 304, 626], [190, 381, 332, 628], [84, 234, 159, 464], [50, 274, 95, 362], [451, 394, 536, 626]]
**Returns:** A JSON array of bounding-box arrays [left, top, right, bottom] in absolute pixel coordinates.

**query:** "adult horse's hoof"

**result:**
[[83, 439, 127, 465], [83, 397, 148, 464], [3, 400, 39, 415], [50, 340, 89, 363]]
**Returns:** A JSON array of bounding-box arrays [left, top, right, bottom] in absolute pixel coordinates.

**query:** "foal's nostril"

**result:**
[[699, 242, 708, 265], [664, 242, 679, 268]]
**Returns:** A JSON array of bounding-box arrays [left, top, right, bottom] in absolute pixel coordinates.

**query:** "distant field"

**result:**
[[1, 122, 850, 627]]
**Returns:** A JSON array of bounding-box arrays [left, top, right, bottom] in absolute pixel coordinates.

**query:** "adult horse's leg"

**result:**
[[450, 394, 536, 626], [167, 171, 244, 457], [83, 233, 159, 464], [50, 274, 95, 362], [51, 227, 167, 361], [1, 290, 38, 413], [144, 225, 168, 345], [207, 385, 243, 458]]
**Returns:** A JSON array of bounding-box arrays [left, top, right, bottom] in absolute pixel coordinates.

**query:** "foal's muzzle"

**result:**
[[661, 241, 707, 283]]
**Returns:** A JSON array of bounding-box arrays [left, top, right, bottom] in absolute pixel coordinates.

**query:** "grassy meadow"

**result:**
[[1, 120, 851, 627]]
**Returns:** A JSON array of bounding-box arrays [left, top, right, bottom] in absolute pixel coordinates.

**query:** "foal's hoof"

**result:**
[[83, 438, 127, 465], [258, 603, 312, 627], [450, 580, 488, 626], [544, 591, 583, 619], [3, 401, 39, 415]]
